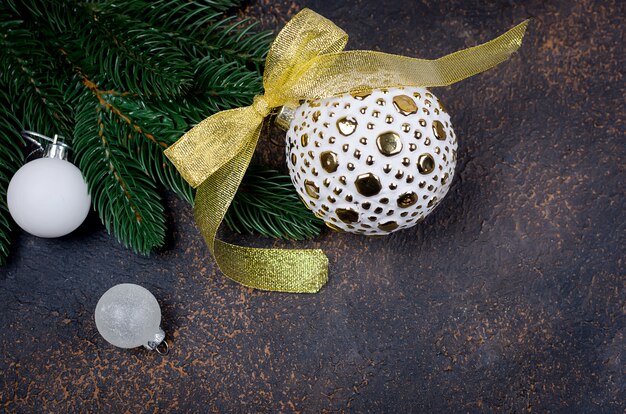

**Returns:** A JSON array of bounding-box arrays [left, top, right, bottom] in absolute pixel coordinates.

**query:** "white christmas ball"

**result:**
[[95, 283, 163, 349], [286, 87, 457, 235], [7, 157, 91, 238]]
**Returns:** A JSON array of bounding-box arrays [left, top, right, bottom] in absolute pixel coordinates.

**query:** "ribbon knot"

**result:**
[[252, 95, 272, 117], [164, 9, 529, 293]]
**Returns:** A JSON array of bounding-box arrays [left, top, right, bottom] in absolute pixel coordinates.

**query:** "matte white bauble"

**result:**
[[95, 283, 166, 352], [7, 157, 91, 238], [285, 86, 457, 235]]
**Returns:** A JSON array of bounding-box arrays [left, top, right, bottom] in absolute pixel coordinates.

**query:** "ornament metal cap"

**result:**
[[275, 105, 297, 131], [20, 130, 70, 161], [144, 327, 169, 355]]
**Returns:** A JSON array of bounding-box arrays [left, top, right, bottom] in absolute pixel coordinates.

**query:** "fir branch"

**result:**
[[0, 88, 25, 265], [224, 166, 324, 240], [119, 0, 273, 67], [98, 93, 194, 204], [73, 93, 166, 254], [0, 17, 73, 137]]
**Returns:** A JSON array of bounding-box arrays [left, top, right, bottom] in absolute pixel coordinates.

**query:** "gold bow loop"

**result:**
[[164, 9, 529, 293]]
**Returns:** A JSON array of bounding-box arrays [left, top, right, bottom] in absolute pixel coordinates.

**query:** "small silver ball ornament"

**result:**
[[94, 283, 168, 353], [284, 87, 457, 235]]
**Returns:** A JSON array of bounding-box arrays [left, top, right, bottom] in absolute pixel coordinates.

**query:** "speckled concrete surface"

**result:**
[[1, 0, 624, 412]]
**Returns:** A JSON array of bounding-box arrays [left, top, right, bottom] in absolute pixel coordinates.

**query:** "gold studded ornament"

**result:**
[[285, 87, 456, 235]]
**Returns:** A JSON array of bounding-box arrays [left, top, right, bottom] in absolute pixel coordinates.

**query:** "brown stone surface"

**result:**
[[1, 0, 624, 412]]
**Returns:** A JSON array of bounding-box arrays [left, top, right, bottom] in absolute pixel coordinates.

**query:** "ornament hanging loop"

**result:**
[[155, 340, 169, 355]]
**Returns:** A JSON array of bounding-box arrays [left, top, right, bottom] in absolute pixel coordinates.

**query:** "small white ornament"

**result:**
[[285, 87, 457, 235], [95, 283, 168, 353], [7, 133, 91, 238]]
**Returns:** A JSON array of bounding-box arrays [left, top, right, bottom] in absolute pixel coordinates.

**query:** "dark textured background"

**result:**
[[1, 0, 624, 412]]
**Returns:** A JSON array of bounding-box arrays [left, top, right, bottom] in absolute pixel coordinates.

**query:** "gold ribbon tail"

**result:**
[[193, 113, 328, 292]]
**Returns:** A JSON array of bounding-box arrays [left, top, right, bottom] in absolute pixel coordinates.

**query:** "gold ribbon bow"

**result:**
[[165, 9, 529, 293]]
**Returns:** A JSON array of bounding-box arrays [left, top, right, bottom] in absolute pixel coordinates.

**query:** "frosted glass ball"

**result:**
[[95, 284, 162, 349], [7, 157, 91, 238], [286, 87, 457, 235]]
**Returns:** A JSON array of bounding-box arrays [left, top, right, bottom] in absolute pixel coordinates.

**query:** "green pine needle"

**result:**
[[224, 166, 324, 241]]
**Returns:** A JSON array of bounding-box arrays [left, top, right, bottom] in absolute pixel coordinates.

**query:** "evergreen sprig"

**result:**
[[0, 0, 323, 263], [0, 89, 24, 265], [225, 167, 324, 241]]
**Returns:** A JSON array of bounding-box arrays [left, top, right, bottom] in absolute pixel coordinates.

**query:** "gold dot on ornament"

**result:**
[[409, 143, 417, 151], [414, 131, 422, 139], [428, 196, 439, 208], [321, 204, 330, 212], [325, 222, 343, 232], [402, 157, 410, 167], [374, 207, 383, 214], [327, 196, 336, 203], [406, 175, 414, 183], [385, 115, 394, 124], [336, 208, 359, 224], [380, 197, 389, 204], [376, 98, 386, 106], [423, 108, 430, 115], [354, 173, 382, 197], [301, 134, 309, 147], [402, 123, 411, 133], [424, 138, 431, 146], [291, 153, 297, 165], [417, 153, 435, 174], [383, 164, 392, 173], [366, 155, 374, 166], [312, 110, 321, 122], [392, 95, 418, 116], [432, 120, 446, 140], [395, 170, 404, 179], [351, 91, 371, 100], [345, 194, 353, 202], [425, 92, 433, 99], [419, 119, 427, 127], [323, 178, 331, 187], [304, 180, 319, 199], [333, 187, 342, 195], [367, 123, 375, 130], [312, 168, 319, 176], [347, 163, 355, 171], [362, 202, 371, 210], [353, 149, 361, 159], [378, 221, 399, 232], [359, 137, 368, 145], [397, 192, 418, 208], [339, 176, 347, 185], [372, 110, 380, 118], [329, 137, 336, 144], [441, 172, 449, 185], [320, 151, 338, 173], [376, 132, 403, 156], [360, 107, 367, 114], [336, 116, 358, 136], [424, 99, 432, 107], [342, 144, 349, 152]]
